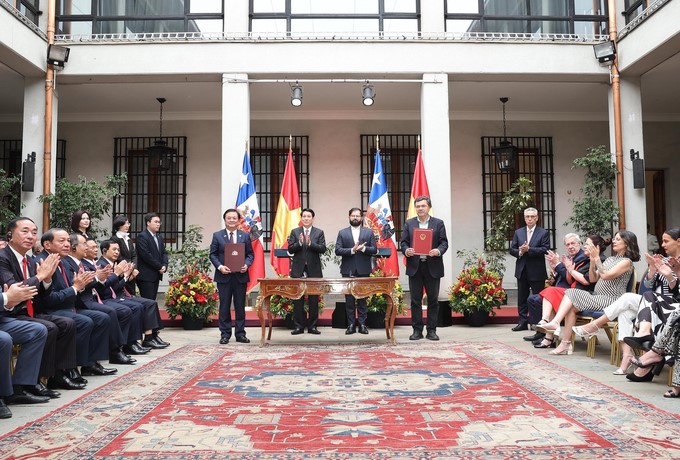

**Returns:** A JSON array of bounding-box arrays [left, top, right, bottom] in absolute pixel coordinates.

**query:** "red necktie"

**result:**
[[59, 261, 70, 286], [22, 257, 34, 317]]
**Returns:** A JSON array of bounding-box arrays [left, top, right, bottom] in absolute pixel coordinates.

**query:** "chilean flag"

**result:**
[[269, 147, 301, 276], [236, 150, 265, 293], [366, 149, 400, 276]]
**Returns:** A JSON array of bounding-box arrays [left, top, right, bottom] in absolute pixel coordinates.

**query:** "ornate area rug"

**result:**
[[2, 342, 680, 459]]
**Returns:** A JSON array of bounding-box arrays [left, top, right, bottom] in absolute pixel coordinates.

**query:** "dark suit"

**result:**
[[110, 233, 137, 294], [335, 226, 377, 328], [35, 253, 110, 367], [287, 226, 326, 331], [135, 229, 168, 301], [0, 331, 12, 397], [400, 216, 449, 333], [510, 225, 550, 324], [0, 246, 77, 377], [210, 228, 254, 340]]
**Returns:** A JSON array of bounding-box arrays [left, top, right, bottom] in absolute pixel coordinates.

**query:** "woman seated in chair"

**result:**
[[533, 234, 601, 349], [573, 227, 680, 374], [537, 230, 640, 356]]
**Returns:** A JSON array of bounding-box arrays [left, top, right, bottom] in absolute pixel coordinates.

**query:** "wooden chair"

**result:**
[[9, 344, 21, 374]]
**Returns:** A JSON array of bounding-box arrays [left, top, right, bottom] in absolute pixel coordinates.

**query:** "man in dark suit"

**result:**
[[509, 207, 550, 331], [210, 208, 254, 345], [335, 207, 377, 335], [287, 208, 326, 335], [135, 212, 168, 302], [36, 229, 116, 379], [400, 196, 449, 341], [0, 217, 82, 393]]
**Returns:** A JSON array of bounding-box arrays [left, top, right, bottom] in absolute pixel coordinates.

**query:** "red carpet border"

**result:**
[[2, 342, 680, 459]]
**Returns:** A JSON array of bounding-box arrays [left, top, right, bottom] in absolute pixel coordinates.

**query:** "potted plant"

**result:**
[[164, 264, 219, 329], [365, 267, 406, 328], [449, 251, 506, 327]]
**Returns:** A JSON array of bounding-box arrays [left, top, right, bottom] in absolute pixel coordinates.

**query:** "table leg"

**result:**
[[257, 295, 265, 347]]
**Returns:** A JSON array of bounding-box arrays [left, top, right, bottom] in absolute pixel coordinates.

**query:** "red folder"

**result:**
[[413, 228, 433, 256], [224, 243, 245, 271]]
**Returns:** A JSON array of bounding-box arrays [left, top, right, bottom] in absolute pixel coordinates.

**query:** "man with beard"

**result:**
[[335, 208, 377, 334]]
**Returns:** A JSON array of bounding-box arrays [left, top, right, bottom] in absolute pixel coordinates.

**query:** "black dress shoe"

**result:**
[[409, 330, 424, 341], [308, 328, 321, 335], [153, 335, 170, 347], [23, 383, 60, 399], [81, 363, 117, 376], [142, 338, 168, 349], [128, 342, 152, 354], [291, 328, 304, 335], [5, 388, 50, 405], [235, 336, 250, 343], [67, 368, 88, 385], [426, 331, 440, 341], [623, 335, 654, 351], [110, 350, 135, 365], [47, 373, 85, 390], [358, 325, 369, 334], [523, 332, 545, 342], [345, 327, 356, 335], [219, 336, 229, 344], [511, 322, 529, 331], [0, 400, 11, 419]]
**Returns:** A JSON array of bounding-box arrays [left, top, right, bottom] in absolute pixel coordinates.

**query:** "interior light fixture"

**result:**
[[593, 40, 616, 65], [47, 44, 70, 69], [362, 83, 375, 106], [290, 83, 303, 107], [146, 97, 176, 171], [492, 97, 518, 172]]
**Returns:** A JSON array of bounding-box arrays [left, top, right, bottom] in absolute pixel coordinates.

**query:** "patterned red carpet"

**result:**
[[2, 342, 680, 459]]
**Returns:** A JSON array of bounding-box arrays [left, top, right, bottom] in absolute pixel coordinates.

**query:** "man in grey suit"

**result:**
[[335, 208, 377, 335], [287, 208, 326, 335], [400, 196, 448, 341]]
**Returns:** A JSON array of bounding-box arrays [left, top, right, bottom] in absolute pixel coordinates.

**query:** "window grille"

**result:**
[[112, 137, 187, 249], [249, 135, 309, 252], [360, 134, 419, 240], [481, 136, 556, 249]]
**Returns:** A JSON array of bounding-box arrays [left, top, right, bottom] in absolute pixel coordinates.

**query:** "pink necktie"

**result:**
[[22, 257, 34, 317]]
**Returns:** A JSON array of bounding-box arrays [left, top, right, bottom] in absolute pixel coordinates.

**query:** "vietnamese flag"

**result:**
[[406, 148, 431, 220], [270, 147, 301, 276]]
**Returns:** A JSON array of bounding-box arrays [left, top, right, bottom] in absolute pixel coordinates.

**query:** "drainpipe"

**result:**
[[608, 0, 626, 229], [43, 0, 56, 231]]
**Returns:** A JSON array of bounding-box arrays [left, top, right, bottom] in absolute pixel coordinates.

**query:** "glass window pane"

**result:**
[[189, 19, 223, 32], [574, 20, 606, 35], [446, 19, 480, 33], [98, 0, 184, 16], [574, 0, 605, 15], [484, 0, 528, 16], [384, 0, 417, 13], [190, 0, 223, 14], [291, 0, 378, 15], [58, 0, 91, 15], [96, 20, 125, 34], [529, 0, 568, 16], [251, 19, 287, 34], [252, 0, 286, 13], [121, 19, 185, 33], [485, 19, 528, 33], [383, 19, 419, 33], [531, 20, 568, 34], [292, 18, 379, 33], [58, 20, 93, 35], [447, 0, 479, 14]]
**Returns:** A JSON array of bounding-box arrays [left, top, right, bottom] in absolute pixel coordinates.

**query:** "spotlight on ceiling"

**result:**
[[47, 44, 70, 69], [290, 84, 303, 107], [362, 83, 375, 106], [593, 40, 616, 65]]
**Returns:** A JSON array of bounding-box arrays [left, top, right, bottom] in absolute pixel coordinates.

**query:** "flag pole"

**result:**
[[376, 135, 379, 151], [289, 134, 292, 151], [417, 135, 421, 151]]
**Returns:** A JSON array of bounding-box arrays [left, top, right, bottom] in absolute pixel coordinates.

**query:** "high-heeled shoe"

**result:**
[[534, 337, 556, 349], [623, 334, 654, 351], [573, 325, 599, 340], [630, 355, 663, 370], [626, 369, 654, 382], [613, 354, 633, 375], [535, 322, 558, 334], [549, 342, 572, 355]]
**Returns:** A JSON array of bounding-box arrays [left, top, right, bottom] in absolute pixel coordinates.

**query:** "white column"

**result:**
[[420, 0, 445, 33], [421, 73, 452, 299], [21, 77, 50, 229], [224, 0, 249, 34], [221, 73, 250, 223], [608, 76, 647, 259]]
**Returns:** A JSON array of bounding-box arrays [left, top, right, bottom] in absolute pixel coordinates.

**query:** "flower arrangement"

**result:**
[[366, 267, 406, 315], [164, 264, 219, 322], [449, 252, 505, 316]]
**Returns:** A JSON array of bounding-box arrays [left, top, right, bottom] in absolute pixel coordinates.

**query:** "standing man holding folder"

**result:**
[[210, 209, 254, 345], [401, 196, 448, 341]]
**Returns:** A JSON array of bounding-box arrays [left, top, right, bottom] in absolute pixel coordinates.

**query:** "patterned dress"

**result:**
[[563, 256, 633, 312]]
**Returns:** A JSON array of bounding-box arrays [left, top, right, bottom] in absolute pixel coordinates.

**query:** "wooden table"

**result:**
[[256, 277, 399, 346]]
